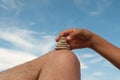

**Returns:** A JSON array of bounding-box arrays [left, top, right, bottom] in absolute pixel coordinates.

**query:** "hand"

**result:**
[[56, 28, 93, 50]]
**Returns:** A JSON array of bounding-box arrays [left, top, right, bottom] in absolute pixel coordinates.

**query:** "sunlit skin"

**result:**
[[0, 28, 119, 80], [56, 28, 120, 69], [0, 50, 80, 80]]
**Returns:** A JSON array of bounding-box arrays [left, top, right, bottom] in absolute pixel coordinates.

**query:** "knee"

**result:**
[[52, 50, 80, 69]]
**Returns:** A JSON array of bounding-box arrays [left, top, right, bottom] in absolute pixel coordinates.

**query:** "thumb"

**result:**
[[66, 32, 79, 40]]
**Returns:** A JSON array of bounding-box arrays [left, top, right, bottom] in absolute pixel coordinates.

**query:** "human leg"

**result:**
[[0, 51, 50, 80], [0, 50, 80, 80], [39, 50, 80, 80]]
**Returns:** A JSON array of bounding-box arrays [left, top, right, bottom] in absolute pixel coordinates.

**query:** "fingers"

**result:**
[[55, 28, 85, 42], [55, 28, 75, 42], [67, 29, 81, 40], [55, 28, 92, 50]]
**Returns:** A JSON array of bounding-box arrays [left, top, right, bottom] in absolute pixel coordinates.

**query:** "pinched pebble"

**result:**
[[55, 37, 70, 50]]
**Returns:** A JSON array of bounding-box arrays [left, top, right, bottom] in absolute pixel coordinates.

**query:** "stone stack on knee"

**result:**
[[55, 37, 70, 50]]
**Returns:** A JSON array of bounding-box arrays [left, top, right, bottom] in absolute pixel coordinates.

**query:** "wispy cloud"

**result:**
[[0, 0, 23, 14], [0, 48, 37, 71], [92, 72, 104, 77], [77, 53, 105, 70], [74, 0, 112, 16], [0, 18, 56, 71], [0, 27, 56, 54], [89, 57, 103, 64], [80, 61, 88, 69], [84, 71, 104, 80], [89, 0, 112, 16], [77, 54, 88, 69], [0, 27, 56, 70], [74, 0, 90, 9], [0, 18, 56, 53], [0, 26, 88, 71], [0, 0, 22, 10], [80, 53, 104, 64], [0, 28, 35, 49], [81, 53, 96, 58]]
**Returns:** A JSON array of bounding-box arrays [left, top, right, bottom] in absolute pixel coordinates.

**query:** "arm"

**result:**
[[90, 33, 120, 69], [56, 28, 120, 69]]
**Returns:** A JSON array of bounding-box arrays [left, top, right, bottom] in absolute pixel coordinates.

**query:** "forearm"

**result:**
[[90, 34, 120, 69]]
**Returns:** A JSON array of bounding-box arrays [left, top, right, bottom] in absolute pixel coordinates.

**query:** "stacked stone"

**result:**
[[55, 37, 70, 50]]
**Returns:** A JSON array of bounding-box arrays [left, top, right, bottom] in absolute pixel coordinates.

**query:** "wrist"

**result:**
[[89, 33, 98, 49]]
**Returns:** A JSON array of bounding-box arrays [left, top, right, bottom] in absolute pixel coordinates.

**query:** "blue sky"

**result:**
[[0, 0, 120, 80]]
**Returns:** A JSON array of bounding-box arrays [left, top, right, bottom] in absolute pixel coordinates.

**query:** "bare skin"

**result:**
[[0, 50, 80, 80], [56, 28, 120, 69], [0, 28, 119, 80]]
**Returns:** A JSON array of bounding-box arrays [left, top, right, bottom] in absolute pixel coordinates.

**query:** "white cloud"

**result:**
[[80, 52, 104, 64], [89, 57, 103, 63], [74, 0, 112, 16], [0, 27, 89, 71], [0, 0, 23, 10], [0, 48, 37, 71], [89, 0, 112, 16], [77, 54, 88, 69], [0, 19, 56, 71], [0, 17, 88, 71], [0, 28, 34, 49], [84, 71, 104, 80], [0, 27, 56, 54], [93, 72, 104, 77], [81, 53, 95, 58], [0, 27, 56, 71], [74, 0, 89, 9], [81, 61, 88, 69], [37, 35, 56, 53], [0, 0, 23, 14]]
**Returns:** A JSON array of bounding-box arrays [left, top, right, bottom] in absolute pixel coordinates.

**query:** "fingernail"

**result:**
[[67, 36, 71, 40]]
